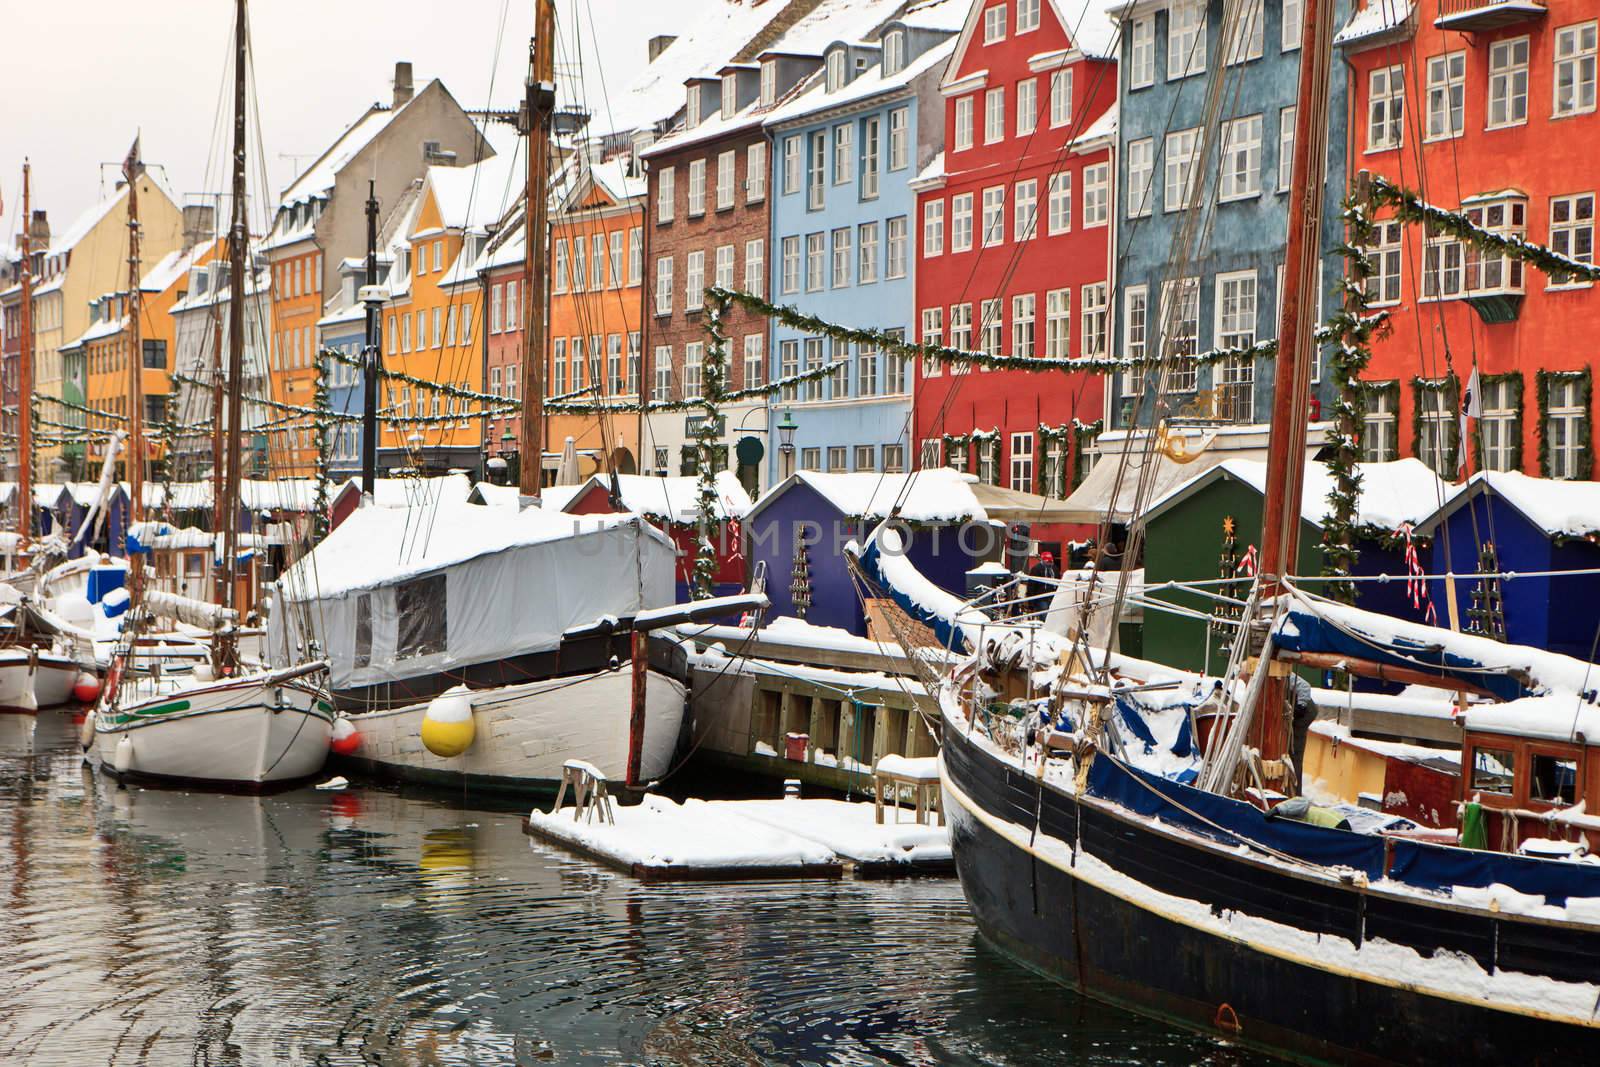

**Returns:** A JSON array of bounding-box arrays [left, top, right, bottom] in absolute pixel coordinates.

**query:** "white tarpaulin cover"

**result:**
[[269, 501, 676, 690]]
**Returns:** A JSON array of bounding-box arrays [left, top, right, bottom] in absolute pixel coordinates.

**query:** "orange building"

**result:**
[[380, 157, 518, 472], [266, 241, 325, 475], [541, 156, 647, 479], [70, 238, 219, 481]]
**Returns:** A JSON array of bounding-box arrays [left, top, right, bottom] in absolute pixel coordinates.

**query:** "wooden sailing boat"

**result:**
[[831, 0, 1600, 1061], [89, 0, 333, 789]]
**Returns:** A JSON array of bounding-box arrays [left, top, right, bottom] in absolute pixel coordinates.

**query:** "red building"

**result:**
[[1343, 1, 1600, 481], [913, 0, 1117, 532]]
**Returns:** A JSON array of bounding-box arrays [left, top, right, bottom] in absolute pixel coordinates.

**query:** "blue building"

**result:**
[[1108, 0, 1348, 432], [761, 5, 964, 485]]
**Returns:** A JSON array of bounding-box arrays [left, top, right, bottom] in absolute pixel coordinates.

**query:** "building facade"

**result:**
[[765, 3, 966, 485], [1109, 0, 1348, 437], [1342, 0, 1600, 481], [913, 0, 1117, 508]]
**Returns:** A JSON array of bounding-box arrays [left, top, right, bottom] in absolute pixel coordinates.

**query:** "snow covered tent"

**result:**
[[1138, 459, 1453, 673], [269, 501, 676, 703], [563, 472, 754, 602], [741, 469, 1002, 636], [1415, 470, 1600, 660]]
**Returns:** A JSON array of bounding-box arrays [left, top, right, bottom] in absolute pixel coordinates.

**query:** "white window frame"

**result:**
[[1219, 114, 1263, 202], [1164, 128, 1200, 212], [886, 216, 908, 279], [955, 96, 975, 151], [1081, 282, 1108, 357], [746, 142, 767, 202], [1083, 163, 1109, 227], [1012, 292, 1036, 357], [781, 235, 801, 294], [831, 226, 852, 288], [805, 232, 826, 292], [685, 250, 706, 310], [985, 87, 1006, 145], [1014, 178, 1038, 241], [655, 256, 673, 315], [858, 222, 880, 283], [1009, 431, 1035, 493], [745, 238, 765, 298], [1366, 220, 1404, 305], [1130, 17, 1155, 88], [1050, 69, 1072, 127], [1555, 22, 1598, 118], [1368, 66, 1405, 151], [862, 115, 882, 198], [1047, 172, 1072, 234], [688, 158, 706, 216], [808, 130, 826, 210], [1045, 287, 1070, 358], [889, 107, 909, 171], [1123, 285, 1148, 397], [714, 243, 734, 290], [1488, 37, 1530, 129], [783, 135, 802, 195], [1016, 77, 1037, 137], [1225, 0, 1265, 66], [983, 3, 1006, 44], [1426, 51, 1466, 141], [1278, 106, 1296, 192], [1549, 193, 1596, 288], [833, 122, 854, 185], [952, 192, 975, 251], [716, 150, 736, 210], [1282, 0, 1304, 51], [1127, 138, 1154, 217], [924, 199, 945, 257], [982, 185, 1006, 247], [657, 166, 675, 222], [1168, 0, 1206, 81]]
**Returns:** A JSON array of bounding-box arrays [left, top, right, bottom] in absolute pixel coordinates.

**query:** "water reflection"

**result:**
[[0, 717, 1249, 1065]]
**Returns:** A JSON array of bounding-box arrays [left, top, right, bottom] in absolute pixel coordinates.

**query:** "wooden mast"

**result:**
[[518, 0, 554, 496], [217, 0, 249, 672], [17, 162, 32, 549], [125, 140, 145, 602], [1253, 0, 1339, 766]]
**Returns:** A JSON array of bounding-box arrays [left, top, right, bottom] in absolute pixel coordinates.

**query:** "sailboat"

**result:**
[[829, 0, 1600, 1059], [88, 0, 334, 789]]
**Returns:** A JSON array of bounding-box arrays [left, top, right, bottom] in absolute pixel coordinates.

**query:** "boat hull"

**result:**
[[0, 651, 38, 715], [92, 670, 333, 790], [31, 656, 84, 708], [337, 667, 686, 797], [941, 723, 1600, 1066]]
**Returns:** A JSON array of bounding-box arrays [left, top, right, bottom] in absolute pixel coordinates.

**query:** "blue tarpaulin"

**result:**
[[1086, 756, 1389, 878], [1389, 837, 1600, 905]]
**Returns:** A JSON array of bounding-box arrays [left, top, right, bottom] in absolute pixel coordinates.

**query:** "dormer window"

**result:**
[[686, 83, 702, 128], [721, 73, 738, 118], [883, 30, 906, 75], [826, 49, 847, 92], [760, 59, 776, 106]]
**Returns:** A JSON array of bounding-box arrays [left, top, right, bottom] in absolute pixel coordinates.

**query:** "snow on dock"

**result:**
[[523, 794, 951, 881]]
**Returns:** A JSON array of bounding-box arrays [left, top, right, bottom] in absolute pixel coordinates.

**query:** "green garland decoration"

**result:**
[[323, 347, 507, 407], [1367, 174, 1600, 286], [1410, 373, 1461, 477], [1319, 194, 1392, 604], [709, 286, 1273, 376], [940, 432, 970, 472], [1535, 368, 1593, 479], [1471, 372, 1524, 475], [692, 297, 734, 599]]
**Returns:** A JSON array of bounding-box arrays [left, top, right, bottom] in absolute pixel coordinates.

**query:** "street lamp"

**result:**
[[776, 408, 798, 478]]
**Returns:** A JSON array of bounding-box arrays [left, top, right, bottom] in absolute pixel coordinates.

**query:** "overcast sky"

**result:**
[[0, 0, 697, 251]]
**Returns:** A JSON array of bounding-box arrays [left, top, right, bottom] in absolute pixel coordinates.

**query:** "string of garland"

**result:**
[[1366, 174, 1600, 285], [170, 372, 517, 425], [1038, 422, 1073, 499], [322, 346, 509, 407], [1320, 193, 1391, 604], [710, 285, 1274, 375], [546, 352, 850, 416], [1072, 418, 1103, 489], [1535, 368, 1593, 479], [38, 395, 128, 423]]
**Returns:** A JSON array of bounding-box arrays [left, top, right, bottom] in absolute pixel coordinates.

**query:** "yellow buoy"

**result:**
[[421, 686, 475, 757]]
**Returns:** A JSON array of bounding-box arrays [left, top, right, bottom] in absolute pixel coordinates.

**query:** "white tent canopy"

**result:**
[[270, 501, 675, 691]]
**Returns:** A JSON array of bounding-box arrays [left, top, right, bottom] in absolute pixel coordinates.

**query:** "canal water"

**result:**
[[0, 712, 1247, 1066]]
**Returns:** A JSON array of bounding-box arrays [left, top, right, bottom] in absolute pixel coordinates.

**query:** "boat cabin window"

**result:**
[[354, 594, 373, 668], [1471, 746, 1516, 794], [396, 575, 447, 659], [1530, 753, 1578, 806]]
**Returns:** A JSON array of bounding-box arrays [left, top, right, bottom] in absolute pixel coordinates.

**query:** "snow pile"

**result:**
[[527, 793, 837, 870], [1473, 468, 1600, 538], [875, 754, 939, 781], [569, 471, 753, 524], [1451, 883, 1572, 921], [1152, 457, 1453, 530], [705, 798, 950, 865]]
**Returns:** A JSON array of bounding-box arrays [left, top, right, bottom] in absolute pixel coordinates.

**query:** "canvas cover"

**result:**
[[269, 502, 675, 690]]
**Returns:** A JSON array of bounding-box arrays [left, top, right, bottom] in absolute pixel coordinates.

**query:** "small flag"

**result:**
[[1459, 362, 1481, 475], [122, 135, 142, 182]]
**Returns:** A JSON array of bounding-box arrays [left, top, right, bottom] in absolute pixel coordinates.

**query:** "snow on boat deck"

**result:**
[[523, 795, 951, 881]]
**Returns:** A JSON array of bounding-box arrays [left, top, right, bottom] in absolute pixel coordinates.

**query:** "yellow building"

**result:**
[[29, 171, 183, 481], [381, 156, 519, 472]]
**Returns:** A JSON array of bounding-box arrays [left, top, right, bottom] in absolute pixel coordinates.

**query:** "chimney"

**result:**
[[29, 210, 49, 248], [648, 35, 677, 63], [393, 61, 415, 108], [182, 204, 216, 250]]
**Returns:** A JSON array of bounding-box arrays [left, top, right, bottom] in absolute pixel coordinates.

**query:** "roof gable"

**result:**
[[943, 0, 1115, 87]]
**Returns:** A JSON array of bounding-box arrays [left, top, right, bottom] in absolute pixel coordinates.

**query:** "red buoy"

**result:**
[[72, 674, 102, 704], [330, 717, 361, 756]]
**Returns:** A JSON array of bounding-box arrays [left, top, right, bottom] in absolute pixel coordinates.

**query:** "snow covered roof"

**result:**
[[1051, 0, 1120, 58], [241, 479, 322, 512], [757, 0, 909, 60], [1071, 101, 1117, 150], [911, 151, 946, 187], [763, 36, 957, 128], [334, 472, 473, 510], [277, 106, 395, 210], [1334, 0, 1416, 47], [899, 0, 973, 32], [588, 1, 794, 141], [565, 471, 753, 524], [1143, 458, 1454, 531], [748, 467, 991, 525], [142, 239, 218, 295], [284, 498, 660, 598], [423, 153, 523, 236], [1418, 469, 1600, 540]]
